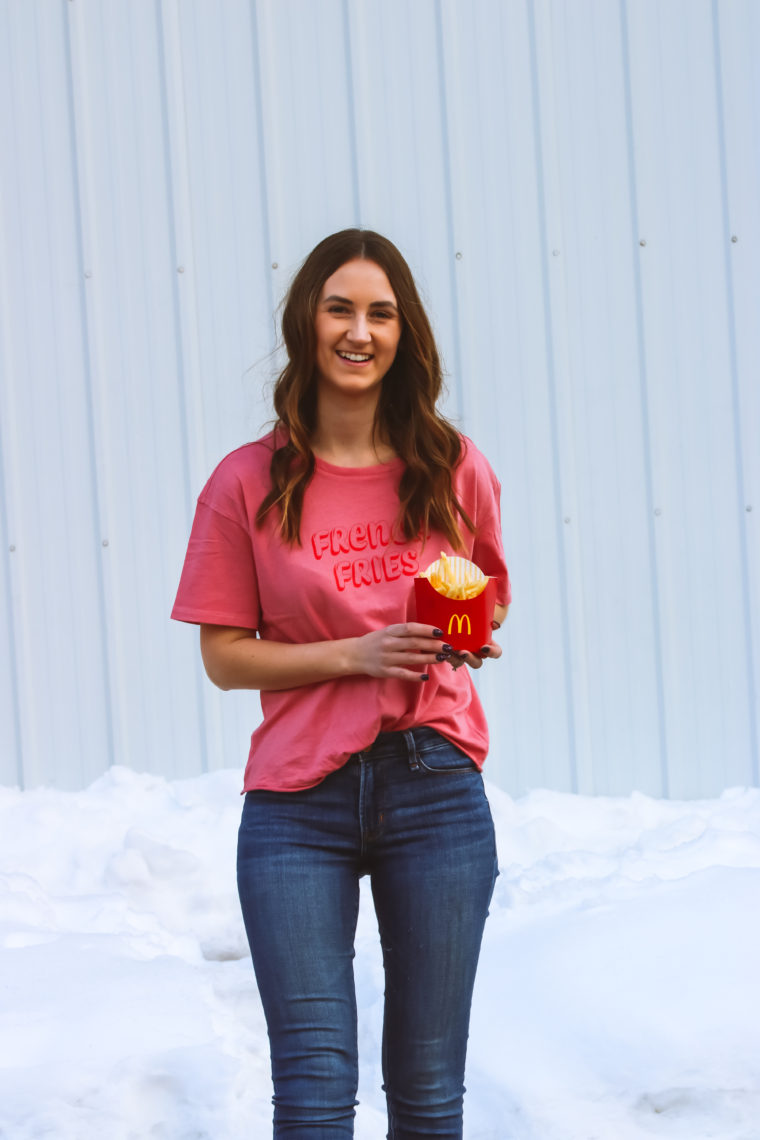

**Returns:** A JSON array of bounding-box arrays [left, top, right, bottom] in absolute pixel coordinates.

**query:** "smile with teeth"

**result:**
[[337, 350, 373, 362]]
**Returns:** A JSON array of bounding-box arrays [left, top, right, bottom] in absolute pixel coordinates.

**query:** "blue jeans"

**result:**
[[236, 726, 498, 1139]]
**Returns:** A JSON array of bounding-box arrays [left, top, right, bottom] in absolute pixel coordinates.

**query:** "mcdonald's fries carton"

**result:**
[[414, 553, 497, 653]]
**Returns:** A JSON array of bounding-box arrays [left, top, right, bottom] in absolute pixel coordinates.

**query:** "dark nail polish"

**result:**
[[477, 646, 491, 656], [432, 628, 444, 638], [435, 652, 448, 662], [442, 643, 453, 653], [420, 673, 430, 681], [491, 620, 501, 630]]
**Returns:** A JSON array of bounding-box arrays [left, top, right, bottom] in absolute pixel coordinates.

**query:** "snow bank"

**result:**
[[1, 769, 758, 1139]]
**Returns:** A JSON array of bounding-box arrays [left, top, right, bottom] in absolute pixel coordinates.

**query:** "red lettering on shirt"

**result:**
[[314, 520, 420, 592], [331, 528, 351, 555], [349, 523, 368, 551], [334, 561, 353, 591], [312, 531, 331, 559], [367, 521, 390, 549], [383, 551, 402, 581], [352, 559, 374, 588], [401, 550, 419, 575]]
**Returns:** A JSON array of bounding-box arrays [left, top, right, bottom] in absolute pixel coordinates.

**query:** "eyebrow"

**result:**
[[323, 294, 398, 311]]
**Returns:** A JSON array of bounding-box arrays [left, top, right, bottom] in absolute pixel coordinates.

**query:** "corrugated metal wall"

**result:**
[[1, 0, 758, 797]]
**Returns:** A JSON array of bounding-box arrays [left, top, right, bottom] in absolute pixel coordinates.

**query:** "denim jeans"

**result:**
[[237, 726, 499, 1140]]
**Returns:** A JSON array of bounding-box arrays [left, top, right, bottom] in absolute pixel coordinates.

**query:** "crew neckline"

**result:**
[[313, 454, 405, 476]]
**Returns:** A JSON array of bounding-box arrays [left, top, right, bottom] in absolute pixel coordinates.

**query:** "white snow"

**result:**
[[1, 768, 759, 1140]]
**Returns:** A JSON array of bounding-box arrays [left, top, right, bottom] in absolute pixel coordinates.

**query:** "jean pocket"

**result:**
[[415, 740, 478, 774]]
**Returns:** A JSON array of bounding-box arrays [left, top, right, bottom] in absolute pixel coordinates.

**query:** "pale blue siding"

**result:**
[[1, 0, 758, 797]]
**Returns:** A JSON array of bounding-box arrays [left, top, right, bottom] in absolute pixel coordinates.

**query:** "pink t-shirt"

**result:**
[[172, 432, 510, 791]]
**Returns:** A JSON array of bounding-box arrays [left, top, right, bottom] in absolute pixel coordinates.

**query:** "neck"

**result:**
[[310, 392, 395, 466]]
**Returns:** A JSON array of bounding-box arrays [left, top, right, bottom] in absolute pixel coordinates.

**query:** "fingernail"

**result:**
[[435, 652, 449, 662], [432, 628, 443, 638], [442, 643, 453, 653], [491, 620, 501, 630], [477, 646, 491, 656], [420, 673, 430, 681]]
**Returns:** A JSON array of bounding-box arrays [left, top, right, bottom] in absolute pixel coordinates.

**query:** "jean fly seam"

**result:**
[[403, 728, 419, 771], [358, 752, 369, 858]]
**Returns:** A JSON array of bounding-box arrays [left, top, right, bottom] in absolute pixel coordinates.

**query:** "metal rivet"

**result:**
[[639, 239, 647, 247], [563, 516, 570, 524], [731, 235, 738, 243], [455, 251, 463, 260], [9, 544, 15, 552], [654, 508, 662, 516], [102, 539, 109, 547], [177, 266, 185, 273], [552, 249, 560, 257], [271, 262, 279, 269]]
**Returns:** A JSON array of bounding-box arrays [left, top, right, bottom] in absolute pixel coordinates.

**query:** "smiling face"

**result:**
[[313, 259, 402, 402]]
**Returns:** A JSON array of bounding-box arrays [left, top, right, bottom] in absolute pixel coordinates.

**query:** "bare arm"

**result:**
[[200, 622, 450, 692], [494, 602, 509, 627]]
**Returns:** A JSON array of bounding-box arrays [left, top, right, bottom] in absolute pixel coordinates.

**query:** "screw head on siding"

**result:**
[[563, 516, 570, 524], [102, 539, 109, 547], [552, 249, 560, 257], [639, 239, 647, 247], [747, 505, 753, 512], [177, 266, 185, 273], [455, 252, 463, 260], [84, 270, 92, 278], [271, 262, 279, 269], [654, 507, 662, 516], [731, 235, 738, 243], [9, 544, 15, 552]]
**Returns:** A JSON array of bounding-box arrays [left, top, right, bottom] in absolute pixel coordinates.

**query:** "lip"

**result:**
[[336, 350, 374, 366]]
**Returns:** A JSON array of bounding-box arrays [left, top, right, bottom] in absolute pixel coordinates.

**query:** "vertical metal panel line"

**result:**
[[0, 374, 24, 788], [249, 0, 276, 334], [711, 0, 759, 783], [62, 2, 116, 776], [154, 0, 209, 773], [0, 6, 28, 788], [526, 0, 578, 792], [341, 0, 361, 222], [619, 0, 669, 794], [155, 0, 194, 527], [433, 0, 464, 413]]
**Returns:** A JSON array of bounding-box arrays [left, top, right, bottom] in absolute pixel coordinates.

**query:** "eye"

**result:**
[[371, 310, 394, 320], [327, 304, 350, 314]]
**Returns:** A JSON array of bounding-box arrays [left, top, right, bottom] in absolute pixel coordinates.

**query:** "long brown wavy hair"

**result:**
[[256, 229, 475, 548]]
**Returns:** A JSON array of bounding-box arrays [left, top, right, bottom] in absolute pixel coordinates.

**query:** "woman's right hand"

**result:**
[[351, 623, 450, 681], [200, 622, 450, 692]]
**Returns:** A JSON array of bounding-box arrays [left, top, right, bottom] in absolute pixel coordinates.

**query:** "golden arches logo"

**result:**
[[447, 613, 471, 636]]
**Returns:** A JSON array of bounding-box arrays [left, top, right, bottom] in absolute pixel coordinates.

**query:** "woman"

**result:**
[[172, 229, 510, 1139]]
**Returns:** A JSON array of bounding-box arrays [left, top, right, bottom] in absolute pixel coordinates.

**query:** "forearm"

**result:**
[[200, 621, 449, 691], [200, 626, 360, 692]]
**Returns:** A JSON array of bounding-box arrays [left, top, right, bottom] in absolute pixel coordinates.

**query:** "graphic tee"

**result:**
[[172, 432, 510, 791]]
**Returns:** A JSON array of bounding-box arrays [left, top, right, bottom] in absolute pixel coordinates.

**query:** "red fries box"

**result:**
[[413, 574, 498, 654]]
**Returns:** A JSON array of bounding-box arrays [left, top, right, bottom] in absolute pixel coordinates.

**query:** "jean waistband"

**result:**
[[352, 726, 443, 768]]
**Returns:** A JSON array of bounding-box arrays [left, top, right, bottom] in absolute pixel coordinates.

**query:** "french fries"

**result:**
[[420, 552, 488, 600]]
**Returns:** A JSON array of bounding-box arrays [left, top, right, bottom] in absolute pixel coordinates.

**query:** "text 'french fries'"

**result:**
[[420, 552, 488, 600]]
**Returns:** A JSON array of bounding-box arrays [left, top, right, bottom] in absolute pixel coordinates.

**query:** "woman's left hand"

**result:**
[[447, 607, 507, 672], [447, 641, 502, 671]]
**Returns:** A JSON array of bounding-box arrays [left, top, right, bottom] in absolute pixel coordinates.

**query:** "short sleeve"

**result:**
[[467, 454, 512, 608], [171, 500, 261, 629]]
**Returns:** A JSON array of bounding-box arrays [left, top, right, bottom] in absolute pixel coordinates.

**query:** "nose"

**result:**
[[347, 312, 371, 344]]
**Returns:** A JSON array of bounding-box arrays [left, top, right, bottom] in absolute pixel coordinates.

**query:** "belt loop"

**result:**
[[404, 729, 419, 771]]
